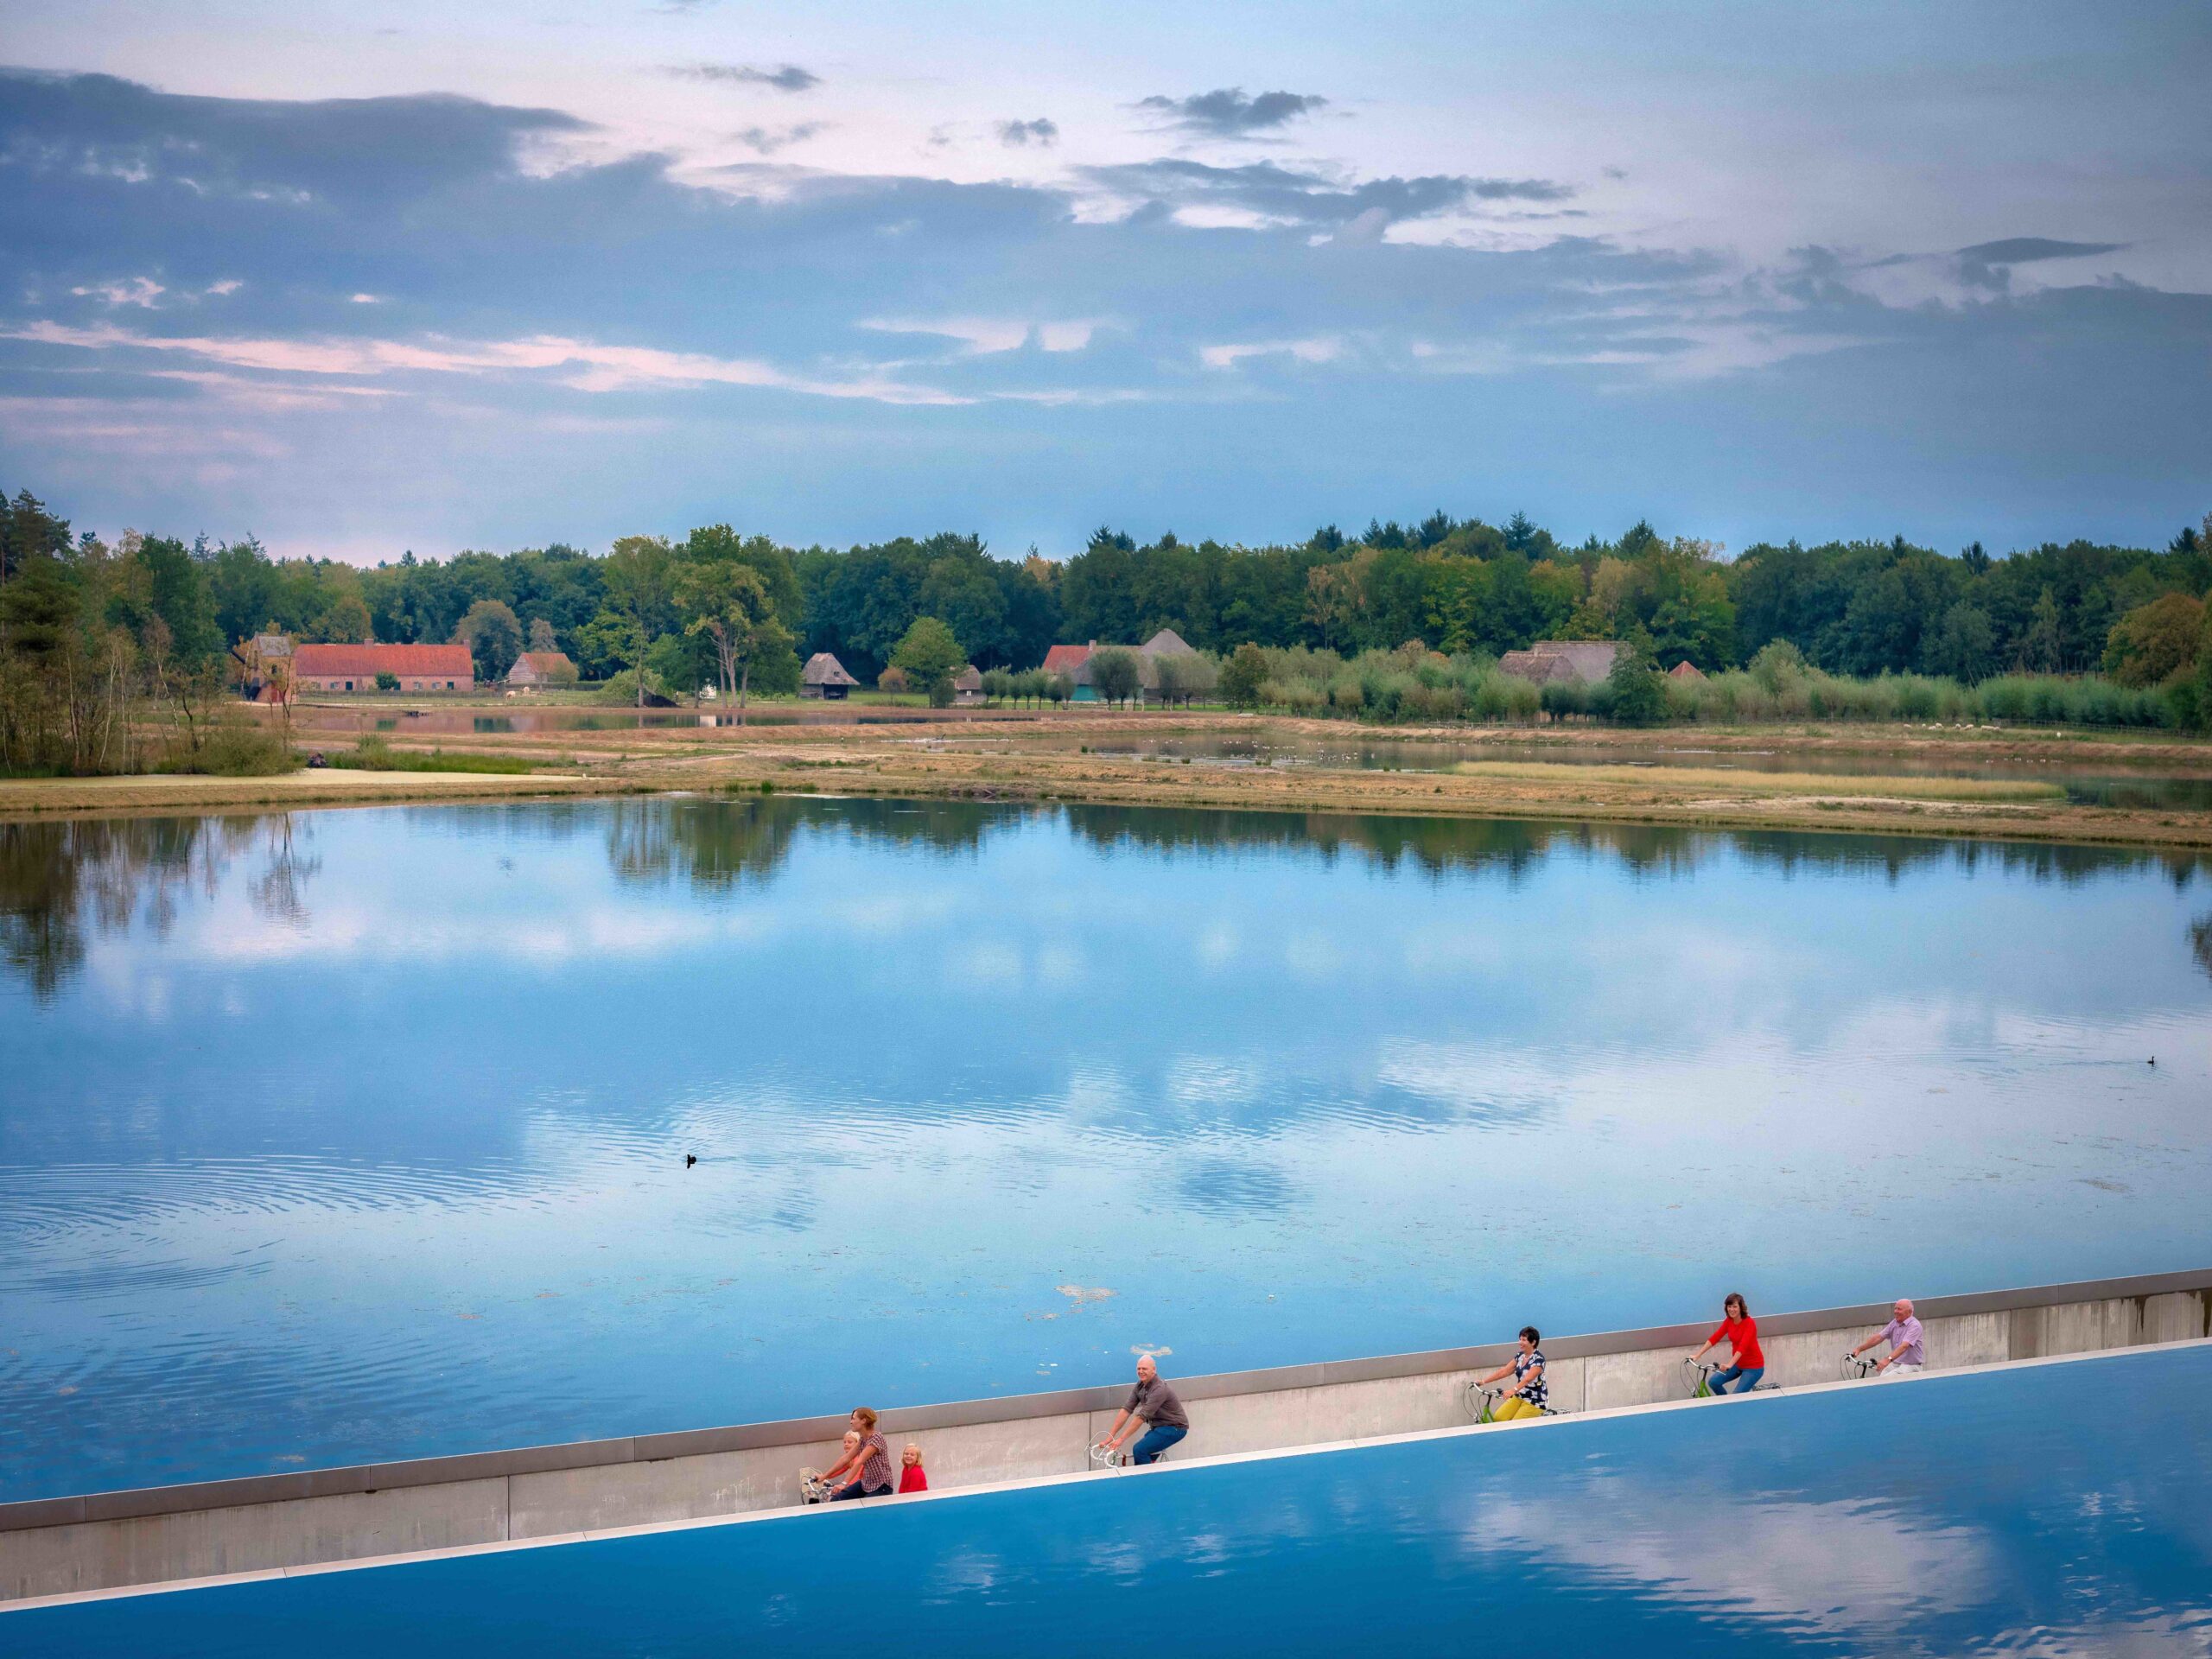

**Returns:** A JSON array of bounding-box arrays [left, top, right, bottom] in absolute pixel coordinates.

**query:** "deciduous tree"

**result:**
[[1219, 643, 1268, 708], [454, 598, 523, 681], [312, 594, 372, 645], [890, 615, 965, 705], [1605, 641, 1667, 726], [1090, 645, 1140, 707], [579, 607, 650, 707], [2102, 592, 2203, 686], [677, 562, 793, 709]]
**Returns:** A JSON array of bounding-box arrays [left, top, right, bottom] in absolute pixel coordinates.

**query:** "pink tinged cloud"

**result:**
[[70, 276, 166, 307], [7, 321, 973, 405]]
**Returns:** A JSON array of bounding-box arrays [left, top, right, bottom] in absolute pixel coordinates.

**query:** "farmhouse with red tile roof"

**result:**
[[1038, 630, 1198, 701], [292, 643, 473, 692]]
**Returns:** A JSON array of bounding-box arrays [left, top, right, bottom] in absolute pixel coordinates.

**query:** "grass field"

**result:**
[[6, 710, 2210, 849], [327, 742, 538, 774], [1450, 761, 2068, 803]]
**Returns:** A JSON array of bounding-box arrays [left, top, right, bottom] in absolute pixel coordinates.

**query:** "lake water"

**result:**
[[3, 798, 2209, 1499], [10, 1344, 2208, 1655]]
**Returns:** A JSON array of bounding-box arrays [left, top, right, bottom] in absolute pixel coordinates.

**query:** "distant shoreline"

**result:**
[[6, 710, 2212, 849]]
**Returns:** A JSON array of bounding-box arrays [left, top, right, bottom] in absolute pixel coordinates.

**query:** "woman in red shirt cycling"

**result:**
[[1691, 1292, 1765, 1395]]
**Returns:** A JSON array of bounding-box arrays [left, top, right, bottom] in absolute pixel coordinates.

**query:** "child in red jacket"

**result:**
[[899, 1442, 928, 1493]]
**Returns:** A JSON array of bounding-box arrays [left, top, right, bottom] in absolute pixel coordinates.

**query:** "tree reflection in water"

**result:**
[[0, 815, 318, 1001], [4, 794, 2204, 1001]]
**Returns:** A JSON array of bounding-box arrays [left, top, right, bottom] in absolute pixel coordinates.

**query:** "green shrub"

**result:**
[[1605, 667, 1666, 726], [1538, 679, 1588, 721], [1896, 676, 1942, 720], [595, 668, 675, 706], [163, 717, 299, 776], [1147, 633, 2167, 734], [1979, 677, 2031, 721]]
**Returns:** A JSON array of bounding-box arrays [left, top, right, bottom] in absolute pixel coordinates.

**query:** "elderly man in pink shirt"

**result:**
[[1849, 1297, 1926, 1376]]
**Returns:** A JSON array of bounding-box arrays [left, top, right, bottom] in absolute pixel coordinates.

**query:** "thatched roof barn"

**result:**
[[802, 652, 861, 699], [1497, 640, 1624, 685]]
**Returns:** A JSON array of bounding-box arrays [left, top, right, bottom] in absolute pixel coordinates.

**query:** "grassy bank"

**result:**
[[1449, 760, 2067, 803], [5, 711, 2212, 850], [323, 737, 537, 774]]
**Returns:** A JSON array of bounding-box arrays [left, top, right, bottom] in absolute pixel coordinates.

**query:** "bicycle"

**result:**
[[1464, 1382, 1562, 1423], [798, 1468, 833, 1504], [1465, 1382, 1505, 1423], [1685, 1357, 1779, 1398], [1840, 1352, 1879, 1381], [1088, 1441, 1128, 1470]]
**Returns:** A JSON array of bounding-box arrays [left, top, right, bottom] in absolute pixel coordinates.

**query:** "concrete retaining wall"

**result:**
[[6, 1268, 2206, 1605]]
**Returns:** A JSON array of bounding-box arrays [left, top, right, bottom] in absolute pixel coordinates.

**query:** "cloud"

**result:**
[[1198, 336, 1340, 370], [1956, 237, 2128, 266], [1136, 88, 1326, 137], [7, 320, 970, 404], [3, 69, 2205, 558], [71, 276, 164, 308], [0, 68, 587, 207], [734, 123, 824, 156], [996, 118, 1058, 149], [1955, 235, 2131, 293], [1081, 158, 1573, 232], [669, 62, 820, 92], [861, 316, 1096, 354]]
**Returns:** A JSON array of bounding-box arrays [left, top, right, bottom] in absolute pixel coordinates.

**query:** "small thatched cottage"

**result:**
[[951, 665, 985, 705], [1497, 640, 1624, 686], [802, 652, 861, 700], [506, 651, 576, 688]]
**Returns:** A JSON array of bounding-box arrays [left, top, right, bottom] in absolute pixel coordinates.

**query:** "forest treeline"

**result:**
[[5, 484, 2212, 771]]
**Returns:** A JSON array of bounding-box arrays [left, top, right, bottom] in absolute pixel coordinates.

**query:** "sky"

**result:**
[[0, 1, 2207, 563]]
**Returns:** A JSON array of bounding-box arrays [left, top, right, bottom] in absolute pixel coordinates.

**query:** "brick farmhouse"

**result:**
[[292, 643, 474, 693]]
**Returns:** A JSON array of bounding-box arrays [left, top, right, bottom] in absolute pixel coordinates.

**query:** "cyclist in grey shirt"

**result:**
[[1096, 1354, 1189, 1465]]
